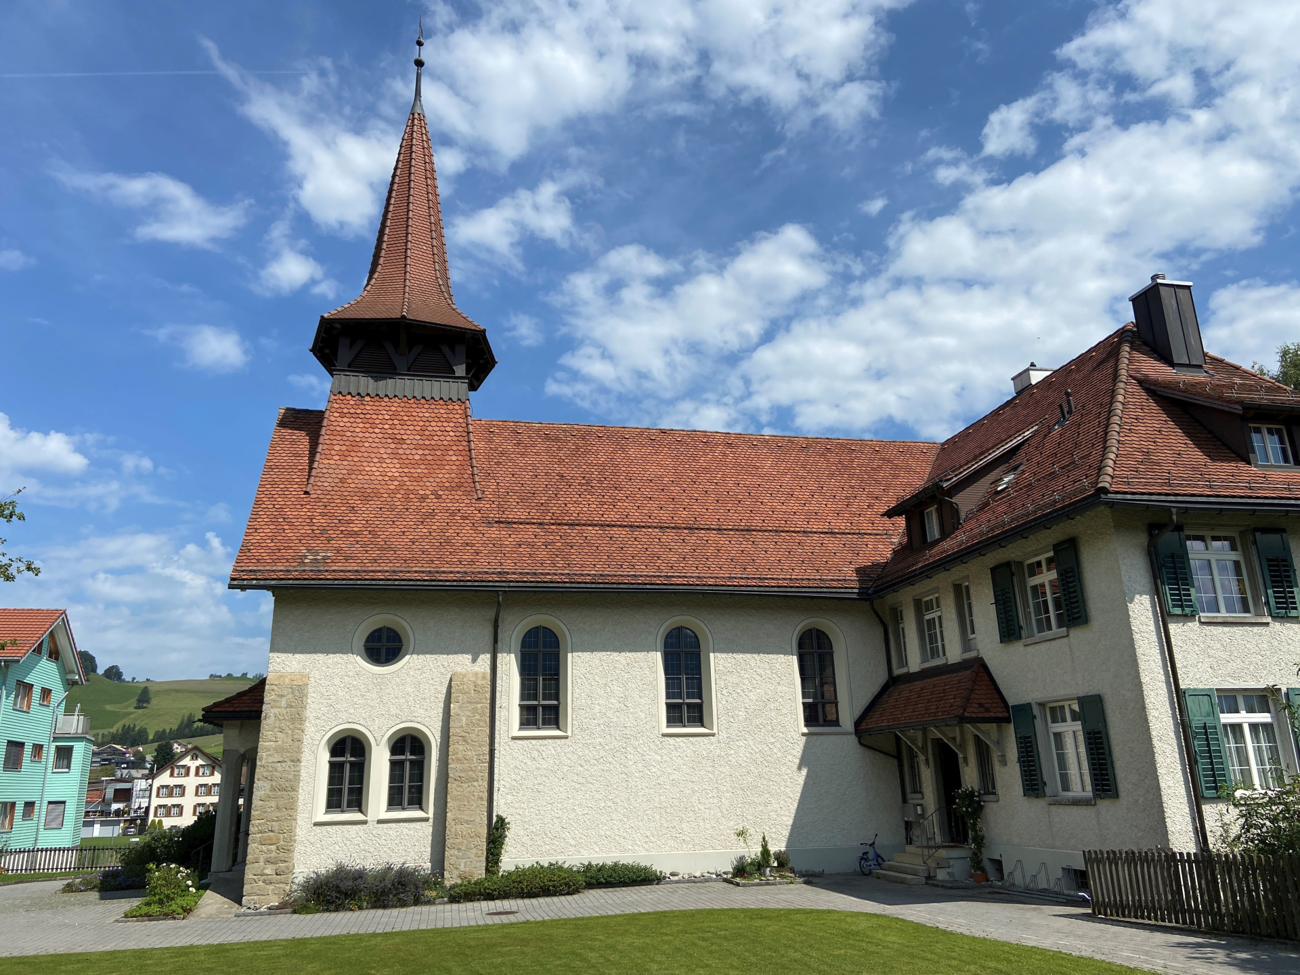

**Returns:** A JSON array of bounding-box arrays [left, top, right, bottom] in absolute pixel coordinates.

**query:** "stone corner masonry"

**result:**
[[443, 670, 491, 883]]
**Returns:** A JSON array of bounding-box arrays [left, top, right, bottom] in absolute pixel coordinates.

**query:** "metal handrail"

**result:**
[[915, 807, 946, 865]]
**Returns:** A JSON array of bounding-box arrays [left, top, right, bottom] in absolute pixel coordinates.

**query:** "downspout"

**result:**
[[868, 599, 896, 690], [485, 591, 503, 835], [1147, 510, 1210, 853]]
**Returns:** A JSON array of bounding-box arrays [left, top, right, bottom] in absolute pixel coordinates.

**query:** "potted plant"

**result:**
[[953, 785, 988, 883]]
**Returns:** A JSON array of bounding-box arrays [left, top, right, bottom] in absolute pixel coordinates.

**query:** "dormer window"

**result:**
[[1250, 425, 1294, 466], [995, 463, 1023, 492], [923, 505, 941, 543]]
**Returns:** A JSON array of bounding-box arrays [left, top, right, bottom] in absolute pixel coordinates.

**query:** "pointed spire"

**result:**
[[411, 19, 425, 116], [319, 26, 483, 337]]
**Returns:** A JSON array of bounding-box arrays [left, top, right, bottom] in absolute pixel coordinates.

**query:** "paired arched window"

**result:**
[[326, 736, 366, 812], [387, 734, 425, 811], [364, 626, 403, 665], [663, 626, 704, 727], [798, 628, 839, 727], [519, 625, 561, 730]]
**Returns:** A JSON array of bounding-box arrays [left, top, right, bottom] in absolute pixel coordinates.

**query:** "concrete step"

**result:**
[[883, 859, 933, 878], [894, 852, 952, 868], [906, 845, 970, 858], [873, 867, 927, 886]]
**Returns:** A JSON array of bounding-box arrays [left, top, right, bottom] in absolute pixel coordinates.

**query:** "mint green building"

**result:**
[[0, 610, 92, 850]]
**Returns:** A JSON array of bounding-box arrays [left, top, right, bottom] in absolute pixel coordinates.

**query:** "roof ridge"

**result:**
[[1096, 325, 1135, 493], [473, 416, 942, 447]]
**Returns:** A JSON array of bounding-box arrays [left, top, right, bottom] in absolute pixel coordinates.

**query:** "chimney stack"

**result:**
[[1129, 273, 1205, 370], [1012, 362, 1053, 395]]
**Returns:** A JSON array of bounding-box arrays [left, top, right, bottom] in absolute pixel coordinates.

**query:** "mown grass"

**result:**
[[14, 908, 1147, 975], [67, 674, 251, 744]]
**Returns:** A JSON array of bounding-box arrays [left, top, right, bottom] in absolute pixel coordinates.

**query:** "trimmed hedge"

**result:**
[[290, 863, 445, 913], [447, 863, 585, 902], [576, 861, 664, 888]]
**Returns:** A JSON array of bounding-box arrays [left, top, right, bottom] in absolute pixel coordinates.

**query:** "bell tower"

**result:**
[[309, 27, 496, 400]]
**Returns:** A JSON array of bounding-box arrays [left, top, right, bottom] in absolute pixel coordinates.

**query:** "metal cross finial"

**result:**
[[411, 20, 426, 114]]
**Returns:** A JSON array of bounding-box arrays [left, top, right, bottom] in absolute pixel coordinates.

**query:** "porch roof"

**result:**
[[854, 659, 1010, 736], [201, 678, 265, 725]]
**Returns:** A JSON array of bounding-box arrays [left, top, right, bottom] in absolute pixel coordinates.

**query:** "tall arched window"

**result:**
[[519, 625, 561, 730], [326, 736, 366, 812], [798, 628, 839, 727], [363, 626, 404, 665], [387, 734, 425, 811], [663, 626, 704, 727]]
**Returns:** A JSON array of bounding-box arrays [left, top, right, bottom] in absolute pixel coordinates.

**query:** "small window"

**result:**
[[889, 607, 908, 670], [1186, 535, 1252, 615], [193, 804, 205, 815], [211, 783, 220, 796], [196, 784, 207, 797], [1217, 692, 1285, 789], [44, 801, 66, 830], [363, 626, 404, 665], [955, 582, 978, 653], [198, 765, 213, 776], [47, 636, 60, 663], [1026, 554, 1065, 634], [326, 736, 366, 812], [923, 505, 941, 542], [156, 785, 167, 798], [169, 804, 183, 817], [53, 745, 73, 772], [975, 737, 998, 795], [519, 626, 562, 730], [1046, 701, 1092, 796], [21, 801, 35, 821], [172, 765, 190, 777], [663, 626, 704, 728], [919, 594, 946, 662], [1251, 425, 1294, 466], [154, 805, 167, 818], [13, 682, 32, 712], [39, 687, 52, 706], [904, 747, 923, 796], [172, 785, 185, 797], [0, 802, 13, 832], [31, 743, 44, 762], [387, 734, 426, 811], [4, 740, 23, 771], [797, 628, 839, 726]]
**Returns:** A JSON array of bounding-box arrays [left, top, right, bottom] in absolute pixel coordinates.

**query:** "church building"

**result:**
[[206, 45, 1300, 908]]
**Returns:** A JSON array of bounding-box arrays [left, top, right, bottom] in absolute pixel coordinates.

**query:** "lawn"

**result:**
[[68, 675, 252, 744], [15, 908, 1144, 975]]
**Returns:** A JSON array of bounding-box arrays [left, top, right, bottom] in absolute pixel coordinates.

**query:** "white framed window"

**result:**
[[975, 737, 997, 795], [12, 681, 32, 712], [657, 618, 717, 735], [1217, 692, 1285, 790], [923, 505, 941, 543], [792, 619, 853, 734], [351, 613, 415, 674], [312, 725, 377, 824], [326, 736, 367, 813], [954, 582, 978, 653], [169, 804, 183, 817], [53, 745, 73, 772], [387, 733, 427, 811], [1046, 701, 1091, 796], [510, 616, 572, 738], [889, 606, 908, 670], [196, 784, 208, 797], [211, 783, 220, 796], [1187, 534, 1252, 615], [1026, 553, 1065, 634], [172, 785, 185, 797], [1251, 424, 1294, 466], [918, 594, 946, 662]]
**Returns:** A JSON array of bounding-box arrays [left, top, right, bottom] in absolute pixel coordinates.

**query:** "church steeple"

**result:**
[[311, 27, 495, 394]]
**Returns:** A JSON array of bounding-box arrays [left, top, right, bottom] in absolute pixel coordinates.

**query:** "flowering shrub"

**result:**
[[123, 863, 204, 918], [290, 863, 445, 913]]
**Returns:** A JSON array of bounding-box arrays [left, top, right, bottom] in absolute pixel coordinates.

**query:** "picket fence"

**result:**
[[0, 845, 124, 875]]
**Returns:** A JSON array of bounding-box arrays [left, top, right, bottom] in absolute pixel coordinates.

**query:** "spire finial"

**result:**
[[411, 20, 425, 116]]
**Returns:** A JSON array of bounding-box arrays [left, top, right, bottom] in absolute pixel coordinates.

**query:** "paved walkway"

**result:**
[[2, 873, 1298, 974]]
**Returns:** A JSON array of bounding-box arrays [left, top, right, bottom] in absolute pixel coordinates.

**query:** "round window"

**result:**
[[363, 626, 404, 665]]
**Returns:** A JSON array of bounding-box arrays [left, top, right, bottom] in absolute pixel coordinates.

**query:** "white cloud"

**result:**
[[858, 194, 888, 216], [288, 373, 332, 403], [150, 324, 250, 373], [0, 413, 89, 481], [452, 178, 580, 268], [0, 248, 35, 270], [255, 218, 339, 297], [54, 169, 249, 248], [1205, 279, 1300, 372], [506, 312, 545, 346], [980, 94, 1043, 158]]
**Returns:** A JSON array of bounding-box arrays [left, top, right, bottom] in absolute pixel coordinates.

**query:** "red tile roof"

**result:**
[[0, 608, 66, 659], [202, 678, 266, 724], [854, 659, 1009, 734], [230, 399, 938, 592]]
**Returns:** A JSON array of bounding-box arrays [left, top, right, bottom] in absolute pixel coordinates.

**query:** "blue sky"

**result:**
[[3, 0, 1299, 679]]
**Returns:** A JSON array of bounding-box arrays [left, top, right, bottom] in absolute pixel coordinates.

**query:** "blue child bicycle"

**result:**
[[858, 835, 886, 876]]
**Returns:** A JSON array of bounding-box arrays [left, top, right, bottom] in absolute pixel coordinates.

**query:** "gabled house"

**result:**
[[149, 745, 223, 830], [0, 609, 92, 849]]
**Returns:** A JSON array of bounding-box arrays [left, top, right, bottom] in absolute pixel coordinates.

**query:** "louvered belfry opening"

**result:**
[[308, 58, 496, 398]]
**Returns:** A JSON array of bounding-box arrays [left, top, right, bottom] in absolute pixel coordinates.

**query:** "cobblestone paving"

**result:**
[[3, 874, 1298, 975]]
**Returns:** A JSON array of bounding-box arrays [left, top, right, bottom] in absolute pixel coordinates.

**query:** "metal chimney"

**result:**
[[1129, 273, 1205, 369]]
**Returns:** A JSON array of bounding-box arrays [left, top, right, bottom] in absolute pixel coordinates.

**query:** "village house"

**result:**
[[149, 745, 223, 830], [206, 52, 1300, 907]]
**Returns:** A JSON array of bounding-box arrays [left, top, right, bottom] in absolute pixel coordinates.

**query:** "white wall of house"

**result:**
[[150, 748, 222, 830]]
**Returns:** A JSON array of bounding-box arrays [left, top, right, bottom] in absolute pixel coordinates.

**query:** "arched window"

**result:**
[[519, 626, 561, 730], [798, 628, 839, 727], [363, 627, 403, 665], [663, 626, 704, 727], [387, 734, 426, 811], [326, 736, 366, 812]]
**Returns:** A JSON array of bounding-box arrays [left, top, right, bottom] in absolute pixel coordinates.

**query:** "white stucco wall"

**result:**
[[267, 589, 905, 878]]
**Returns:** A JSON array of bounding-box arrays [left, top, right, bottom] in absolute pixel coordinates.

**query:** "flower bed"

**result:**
[[123, 864, 204, 918]]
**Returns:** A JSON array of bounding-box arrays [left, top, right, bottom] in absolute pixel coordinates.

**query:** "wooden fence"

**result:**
[[0, 845, 124, 875], [1084, 849, 1300, 941]]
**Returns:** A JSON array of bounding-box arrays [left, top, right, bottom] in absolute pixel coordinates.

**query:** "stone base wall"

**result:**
[[242, 673, 309, 907], [443, 671, 490, 883]]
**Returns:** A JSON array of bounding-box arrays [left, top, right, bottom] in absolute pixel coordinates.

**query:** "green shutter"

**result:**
[[991, 562, 1022, 642], [1052, 538, 1088, 627], [1077, 694, 1118, 798], [1254, 530, 1300, 617], [1153, 526, 1198, 616], [1182, 688, 1228, 798], [1011, 703, 1044, 797]]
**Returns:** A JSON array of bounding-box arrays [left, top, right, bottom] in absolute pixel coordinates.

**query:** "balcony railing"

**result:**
[[54, 713, 91, 736]]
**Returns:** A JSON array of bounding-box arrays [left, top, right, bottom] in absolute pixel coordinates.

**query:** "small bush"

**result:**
[[576, 861, 664, 888], [774, 849, 791, 869], [289, 863, 445, 913], [758, 835, 773, 870], [448, 863, 585, 902], [61, 875, 100, 893], [731, 854, 762, 879], [123, 863, 204, 918], [486, 814, 510, 877], [120, 810, 216, 874], [99, 867, 147, 891]]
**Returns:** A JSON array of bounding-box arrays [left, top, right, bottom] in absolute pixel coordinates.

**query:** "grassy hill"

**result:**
[[68, 674, 254, 750]]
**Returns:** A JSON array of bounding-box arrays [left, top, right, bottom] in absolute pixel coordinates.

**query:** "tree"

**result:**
[[78, 650, 98, 675], [103, 665, 124, 682], [0, 489, 39, 584], [134, 686, 152, 709], [153, 740, 175, 770], [1255, 342, 1300, 390]]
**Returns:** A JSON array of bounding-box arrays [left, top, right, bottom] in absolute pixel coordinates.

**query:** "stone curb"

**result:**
[[114, 914, 183, 923]]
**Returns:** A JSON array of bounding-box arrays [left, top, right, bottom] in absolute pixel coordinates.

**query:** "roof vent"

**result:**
[[1129, 273, 1205, 369], [1012, 362, 1053, 395]]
